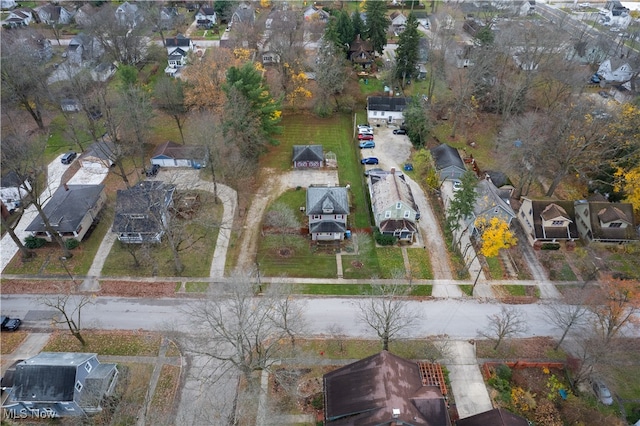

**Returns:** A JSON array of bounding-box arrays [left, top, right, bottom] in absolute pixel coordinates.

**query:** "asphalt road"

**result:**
[[7, 294, 639, 340]]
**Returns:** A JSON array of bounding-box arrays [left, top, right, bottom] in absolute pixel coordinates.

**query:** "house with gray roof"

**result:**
[[1, 171, 31, 212], [323, 351, 450, 426], [2, 352, 118, 418], [293, 145, 324, 168], [574, 195, 638, 244], [80, 140, 117, 171], [466, 178, 516, 236], [231, 3, 255, 25], [35, 4, 73, 25], [66, 33, 104, 65], [367, 96, 408, 127], [369, 169, 420, 242], [115, 1, 143, 28], [195, 6, 216, 28], [112, 181, 175, 243], [518, 197, 579, 245], [306, 186, 349, 241], [25, 184, 106, 242], [430, 144, 466, 182]]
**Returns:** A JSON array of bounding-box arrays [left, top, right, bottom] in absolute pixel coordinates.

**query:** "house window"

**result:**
[[85, 362, 92, 373], [396, 202, 401, 209], [312, 215, 321, 220], [404, 210, 410, 218], [385, 211, 391, 218], [65, 406, 75, 411], [75, 381, 83, 392], [529, 209, 532, 215], [373, 111, 377, 116], [609, 222, 622, 228], [551, 220, 564, 226]]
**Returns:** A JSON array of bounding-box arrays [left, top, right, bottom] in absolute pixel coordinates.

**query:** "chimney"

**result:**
[[392, 408, 400, 419], [390, 167, 396, 175], [63, 183, 69, 191]]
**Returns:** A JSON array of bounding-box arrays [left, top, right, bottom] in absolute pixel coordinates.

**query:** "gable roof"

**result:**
[[370, 172, 418, 215], [524, 198, 580, 240], [575, 199, 637, 242], [232, 3, 255, 23], [113, 181, 175, 233], [367, 96, 408, 112], [82, 140, 116, 162], [457, 408, 529, 426], [306, 186, 349, 215], [430, 144, 465, 172], [197, 6, 216, 16], [324, 351, 449, 426], [25, 185, 104, 234], [541, 203, 571, 222], [165, 34, 191, 48], [13, 353, 96, 402], [292, 145, 323, 162], [1, 171, 25, 188], [152, 141, 205, 160], [473, 179, 516, 220]]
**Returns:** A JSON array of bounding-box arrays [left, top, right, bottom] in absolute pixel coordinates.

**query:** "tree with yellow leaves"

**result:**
[[286, 72, 312, 109], [476, 217, 517, 258], [615, 166, 640, 214]]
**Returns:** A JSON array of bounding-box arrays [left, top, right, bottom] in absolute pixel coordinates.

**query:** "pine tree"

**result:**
[[365, 1, 390, 55], [394, 13, 420, 84], [351, 11, 365, 39]]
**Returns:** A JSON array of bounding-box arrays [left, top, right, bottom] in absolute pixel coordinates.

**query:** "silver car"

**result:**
[[591, 379, 613, 405]]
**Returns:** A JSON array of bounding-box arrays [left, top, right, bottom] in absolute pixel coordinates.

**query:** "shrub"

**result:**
[[24, 236, 46, 249], [65, 239, 80, 250], [541, 243, 561, 250], [374, 228, 396, 246], [496, 364, 512, 381]]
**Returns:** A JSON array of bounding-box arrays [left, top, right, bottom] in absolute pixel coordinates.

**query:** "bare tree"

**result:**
[[355, 278, 422, 351], [267, 283, 307, 348], [180, 271, 304, 382], [478, 306, 528, 351], [314, 37, 350, 113], [328, 323, 347, 355], [264, 202, 301, 244], [154, 76, 187, 144], [40, 285, 94, 347], [542, 288, 591, 350]]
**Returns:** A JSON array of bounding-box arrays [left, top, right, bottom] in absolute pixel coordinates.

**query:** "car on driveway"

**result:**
[[1, 315, 22, 332], [358, 133, 374, 140], [361, 157, 379, 165], [591, 379, 614, 405], [60, 151, 77, 165], [357, 124, 372, 130], [145, 164, 160, 177], [393, 128, 407, 135], [359, 140, 375, 149]]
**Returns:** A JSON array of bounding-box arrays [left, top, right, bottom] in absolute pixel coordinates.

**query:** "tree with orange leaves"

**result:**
[[588, 275, 640, 343]]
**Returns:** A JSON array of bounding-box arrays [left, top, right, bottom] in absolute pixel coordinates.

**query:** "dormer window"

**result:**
[[608, 222, 622, 228], [551, 220, 564, 226]]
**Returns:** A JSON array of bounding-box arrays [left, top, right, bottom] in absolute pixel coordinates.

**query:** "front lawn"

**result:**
[[43, 330, 162, 356], [257, 235, 337, 278]]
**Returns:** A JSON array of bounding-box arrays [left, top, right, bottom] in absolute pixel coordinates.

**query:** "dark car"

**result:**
[[359, 140, 375, 149], [1, 315, 22, 332], [358, 133, 374, 140], [361, 157, 379, 165], [88, 107, 103, 121], [598, 91, 610, 98], [393, 128, 407, 135], [60, 152, 77, 165], [145, 164, 160, 177]]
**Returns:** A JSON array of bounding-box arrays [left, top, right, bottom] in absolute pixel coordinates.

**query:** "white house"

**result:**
[[366, 96, 408, 126], [115, 1, 143, 28], [4, 9, 32, 27], [0, 172, 30, 212], [165, 34, 194, 55], [597, 59, 634, 82], [1, 0, 16, 10], [389, 12, 407, 34], [195, 6, 216, 28], [35, 4, 74, 25]]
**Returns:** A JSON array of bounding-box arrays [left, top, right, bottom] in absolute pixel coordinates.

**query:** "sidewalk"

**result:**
[[1, 333, 51, 375]]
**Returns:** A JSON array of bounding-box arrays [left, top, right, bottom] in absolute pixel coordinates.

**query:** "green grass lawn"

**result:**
[[341, 233, 381, 279], [257, 235, 337, 278], [486, 256, 503, 279], [407, 248, 434, 279], [377, 246, 405, 278]]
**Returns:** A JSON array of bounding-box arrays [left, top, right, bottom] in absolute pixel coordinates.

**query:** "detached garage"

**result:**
[[80, 140, 116, 171], [151, 141, 206, 168]]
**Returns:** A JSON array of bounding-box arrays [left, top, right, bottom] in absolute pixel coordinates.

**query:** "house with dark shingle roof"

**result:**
[[348, 35, 375, 70], [306, 186, 349, 241], [25, 184, 106, 242], [150, 141, 206, 168], [323, 351, 450, 426], [574, 195, 638, 244], [430, 144, 466, 182], [518, 197, 579, 245], [367, 96, 409, 127], [369, 169, 420, 242], [195, 6, 216, 28], [231, 3, 255, 25], [2, 352, 118, 418], [165, 34, 194, 55], [112, 181, 175, 244], [465, 178, 516, 236], [292, 145, 324, 168]]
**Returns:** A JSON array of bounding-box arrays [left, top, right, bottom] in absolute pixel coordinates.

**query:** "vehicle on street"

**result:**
[[359, 140, 375, 149], [393, 128, 407, 135], [358, 133, 374, 140], [361, 157, 379, 165], [1, 315, 22, 332], [598, 91, 610, 98], [404, 163, 413, 171], [591, 379, 614, 405], [145, 164, 160, 177], [60, 152, 77, 165]]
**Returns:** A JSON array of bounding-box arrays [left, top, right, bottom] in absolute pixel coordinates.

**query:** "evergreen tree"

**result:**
[[351, 11, 365, 39], [335, 10, 355, 51], [365, 1, 390, 55], [394, 13, 420, 84]]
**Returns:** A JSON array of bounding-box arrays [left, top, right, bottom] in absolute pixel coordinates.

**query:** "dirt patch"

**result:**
[[351, 260, 363, 269], [278, 248, 293, 257], [98, 281, 177, 297], [0, 280, 74, 294], [476, 337, 562, 360]]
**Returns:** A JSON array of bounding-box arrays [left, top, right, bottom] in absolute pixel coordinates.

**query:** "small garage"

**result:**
[[80, 140, 116, 171], [150, 141, 206, 168]]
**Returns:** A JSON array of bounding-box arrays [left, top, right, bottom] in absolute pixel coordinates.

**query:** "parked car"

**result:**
[[393, 128, 407, 135], [60, 152, 77, 165], [591, 379, 613, 405], [358, 126, 373, 134], [145, 164, 160, 177], [1, 315, 22, 332], [598, 91, 610, 98], [359, 140, 375, 149], [358, 133, 374, 140], [357, 124, 371, 130], [361, 157, 379, 165], [452, 180, 462, 191], [404, 163, 413, 171]]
